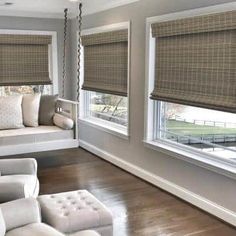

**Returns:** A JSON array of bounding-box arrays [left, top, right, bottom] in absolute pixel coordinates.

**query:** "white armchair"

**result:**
[[0, 198, 100, 236], [0, 159, 39, 203]]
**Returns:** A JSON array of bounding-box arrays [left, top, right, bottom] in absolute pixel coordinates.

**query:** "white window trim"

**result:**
[[79, 21, 131, 139], [144, 3, 236, 179], [0, 29, 58, 95]]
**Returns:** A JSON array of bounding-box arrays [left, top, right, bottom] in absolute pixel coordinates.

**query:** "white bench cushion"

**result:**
[[38, 190, 113, 235], [0, 126, 73, 146]]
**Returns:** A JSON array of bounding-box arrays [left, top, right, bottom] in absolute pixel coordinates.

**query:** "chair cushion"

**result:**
[[0, 95, 24, 130], [39, 95, 58, 126], [22, 93, 41, 127], [6, 223, 64, 236], [38, 190, 113, 234], [69, 230, 100, 236], [1, 198, 41, 232], [0, 175, 37, 197], [0, 208, 6, 236]]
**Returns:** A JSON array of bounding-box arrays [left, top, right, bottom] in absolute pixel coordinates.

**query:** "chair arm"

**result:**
[[0, 198, 41, 231], [0, 158, 37, 175], [0, 182, 30, 203]]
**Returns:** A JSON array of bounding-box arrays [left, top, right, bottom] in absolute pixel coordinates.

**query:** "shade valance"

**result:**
[[81, 29, 128, 46], [151, 10, 236, 113], [81, 29, 128, 96], [0, 35, 52, 45], [0, 34, 52, 86]]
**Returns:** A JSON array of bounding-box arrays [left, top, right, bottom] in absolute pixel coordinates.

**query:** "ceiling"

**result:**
[[0, 0, 139, 18]]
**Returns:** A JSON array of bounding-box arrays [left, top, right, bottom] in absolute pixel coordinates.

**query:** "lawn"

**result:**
[[167, 120, 236, 136]]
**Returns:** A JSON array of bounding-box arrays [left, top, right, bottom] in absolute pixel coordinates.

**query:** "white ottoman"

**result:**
[[38, 190, 113, 236]]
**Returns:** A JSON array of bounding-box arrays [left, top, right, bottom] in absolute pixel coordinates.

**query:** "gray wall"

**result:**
[[0, 16, 73, 99], [71, 0, 236, 215]]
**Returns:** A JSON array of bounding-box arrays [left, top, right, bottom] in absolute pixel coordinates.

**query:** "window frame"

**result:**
[[79, 22, 131, 139], [0, 29, 58, 95], [144, 3, 236, 179]]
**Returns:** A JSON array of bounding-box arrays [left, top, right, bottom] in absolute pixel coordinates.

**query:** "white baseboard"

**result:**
[[0, 139, 79, 156], [80, 140, 236, 227]]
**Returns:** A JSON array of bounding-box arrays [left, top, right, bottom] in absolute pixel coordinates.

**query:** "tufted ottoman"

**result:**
[[38, 190, 113, 236]]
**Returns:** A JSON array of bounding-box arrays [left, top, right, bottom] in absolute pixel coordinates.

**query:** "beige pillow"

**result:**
[[0, 95, 24, 130], [22, 94, 41, 127]]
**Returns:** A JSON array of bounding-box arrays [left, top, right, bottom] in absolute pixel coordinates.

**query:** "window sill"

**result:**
[[144, 139, 236, 180], [79, 118, 129, 140]]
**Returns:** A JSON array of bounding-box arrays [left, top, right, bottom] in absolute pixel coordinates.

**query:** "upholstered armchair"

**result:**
[[0, 198, 99, 236], [0, 159, 39, 203]]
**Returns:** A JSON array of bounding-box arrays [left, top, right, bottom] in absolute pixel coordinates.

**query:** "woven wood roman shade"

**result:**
[[81, 29, 128, 96], [0, 34, 52, 86], [151, 10, 236, 113]]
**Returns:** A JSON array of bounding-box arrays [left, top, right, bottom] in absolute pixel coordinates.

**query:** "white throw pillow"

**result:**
[[22, 93, 41, 127], [0, 95, 24, 130], [53, 113, 74, 130]]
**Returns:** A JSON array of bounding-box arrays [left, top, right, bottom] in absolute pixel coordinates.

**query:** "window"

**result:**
[[0, 30, 58, 96], [155, 102, 236, 161], [84, 91, 128, 128], [81, 22, 130, 136], [145, 7, 236, 167], [0, 85, 52, 96]]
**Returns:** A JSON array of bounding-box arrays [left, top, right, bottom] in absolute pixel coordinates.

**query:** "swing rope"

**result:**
[[62, 2, 82, 102], [77, 2, 83, 102], [62, 8, 68, 98]]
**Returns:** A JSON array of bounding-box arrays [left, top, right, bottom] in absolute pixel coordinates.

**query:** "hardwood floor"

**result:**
[[12, 148, 236, 236]]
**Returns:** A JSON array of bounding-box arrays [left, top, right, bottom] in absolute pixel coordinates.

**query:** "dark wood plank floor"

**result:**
[[11, 148, 236, 236]]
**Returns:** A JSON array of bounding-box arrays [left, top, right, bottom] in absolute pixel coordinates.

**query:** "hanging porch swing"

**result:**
[[56, 1, 83, 143], [0, 2, 83, 157]]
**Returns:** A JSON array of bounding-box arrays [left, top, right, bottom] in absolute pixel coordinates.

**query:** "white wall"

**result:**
[[0, 16, 73, 99], [72, 0, 236, 225]]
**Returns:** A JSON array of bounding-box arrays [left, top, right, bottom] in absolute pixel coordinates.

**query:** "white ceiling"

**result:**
[[0, 0, 139, 18]]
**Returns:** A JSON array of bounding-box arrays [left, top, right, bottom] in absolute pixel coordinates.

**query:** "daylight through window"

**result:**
[[84, 91, 128, 128], [155, 102, 236, 161]]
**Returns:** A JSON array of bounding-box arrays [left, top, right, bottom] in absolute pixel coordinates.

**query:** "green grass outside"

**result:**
[[167, 120, 236, 136]]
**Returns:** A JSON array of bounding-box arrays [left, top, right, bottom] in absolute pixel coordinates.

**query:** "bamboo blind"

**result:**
[[81, 29, 128, 96], [151, 10, 236, 112], [0, 34, 52, 86]]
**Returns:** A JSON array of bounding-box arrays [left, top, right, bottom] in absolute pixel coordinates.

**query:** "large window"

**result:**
[[0, 30, 58, 96], [84, 91, 128, 129], [146, 8, 236, 166], [155, 102, 236, 161], [81, 22, 130, 136]]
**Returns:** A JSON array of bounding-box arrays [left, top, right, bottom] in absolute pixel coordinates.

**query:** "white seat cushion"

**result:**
[[0, 126, 74, 146], [6, 223, 64, 236], [38, 190, 113, 234], [0, 175, 37, 197]]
